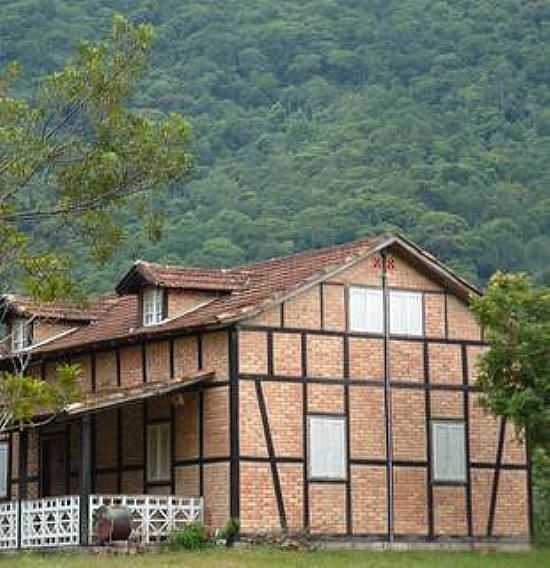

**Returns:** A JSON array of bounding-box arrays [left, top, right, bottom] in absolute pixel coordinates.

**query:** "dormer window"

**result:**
[[143, 287, 165, 326], [12, 318, 32, 352]]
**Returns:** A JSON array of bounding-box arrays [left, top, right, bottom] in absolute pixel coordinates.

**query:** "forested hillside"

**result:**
[[3, 0, 550, 291]]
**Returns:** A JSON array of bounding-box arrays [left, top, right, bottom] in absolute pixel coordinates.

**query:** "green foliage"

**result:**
[[1, 1, 550, 290], [470, 272, 550, 453], [169, 522, 209, 551], [220, 518, 240, 541], [0, 363, 80, 428], [534, 449, 550, 546], [0, 14, 191, 297]]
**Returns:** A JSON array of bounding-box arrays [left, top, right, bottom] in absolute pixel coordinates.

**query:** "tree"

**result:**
[[0, 14, 192, 299], [470, 272, 550, 452], [0, 15, 192, 431]]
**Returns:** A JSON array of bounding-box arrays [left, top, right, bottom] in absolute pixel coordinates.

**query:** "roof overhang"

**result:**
[[64, 370, 215, 416]]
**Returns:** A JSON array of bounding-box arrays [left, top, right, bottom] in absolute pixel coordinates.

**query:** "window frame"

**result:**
[[431, 419, 467, 484], [11, 317, 32, 352], [388, 289, 424, 337], [146, 422, 171, 483], [142, 287, 165, 327], [307, 414, 347, 481], [0, 441, 9, 499]]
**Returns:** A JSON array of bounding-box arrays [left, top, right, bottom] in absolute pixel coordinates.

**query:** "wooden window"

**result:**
[[389, 290, 423, 336], [12, 318, 32, 352], [147, 423, 171, 482], [432, 421, 466, 483], [0, 442, 8, 498], [143, 287, 164, 326], [349, 287, 383, 333], [308, 416, 347, 480]]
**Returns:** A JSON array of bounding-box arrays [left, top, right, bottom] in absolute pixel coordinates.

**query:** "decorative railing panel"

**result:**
[[20, 496, 80, 548], [89, 495, 203, 544], [0, 502, 18, 550]]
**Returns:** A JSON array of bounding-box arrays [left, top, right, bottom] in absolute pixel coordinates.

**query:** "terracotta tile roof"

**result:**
[[65, 370, 214, 415], [26, 236, 383, 355], [0, 233, 481, 359], [0, 294, 116, 322], [116, 261, 246, 294]]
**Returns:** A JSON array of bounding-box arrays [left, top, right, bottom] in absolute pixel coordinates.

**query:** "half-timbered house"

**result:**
[[0, 234, 531, 548]]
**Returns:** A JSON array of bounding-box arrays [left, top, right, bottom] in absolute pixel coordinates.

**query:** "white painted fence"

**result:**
[[20, 496, 80, 549], [89, 495, 203, 545], [0, 502, 18, 550], [0, 494, 203, 550]]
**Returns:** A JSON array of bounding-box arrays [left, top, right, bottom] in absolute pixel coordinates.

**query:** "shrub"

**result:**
[[169, 522, 209, 550], [220, 518, 240, 540]]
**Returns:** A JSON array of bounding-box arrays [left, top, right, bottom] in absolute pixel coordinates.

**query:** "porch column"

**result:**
[[18, 430, 28, 500], [79, 414, 92, 545]]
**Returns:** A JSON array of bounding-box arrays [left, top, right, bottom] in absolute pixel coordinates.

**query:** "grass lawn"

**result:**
[[0, 548, 548, 568]]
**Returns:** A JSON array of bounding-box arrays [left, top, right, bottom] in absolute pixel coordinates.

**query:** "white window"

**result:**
[[12, 318, 31, 351], [389, 291, 423, 336], [143, 287, 164, 326], [147, 423, 171, 482], [0, 442, 8, 498], [308, 416, 347, 480], [432, 421, 467, 483], [349, 287, 383, 333]]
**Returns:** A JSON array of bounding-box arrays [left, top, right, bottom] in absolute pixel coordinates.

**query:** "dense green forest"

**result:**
[[3, 0, 550, 292]]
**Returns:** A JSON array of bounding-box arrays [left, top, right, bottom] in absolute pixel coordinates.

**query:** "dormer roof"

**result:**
[[115, 261, 247, 295]]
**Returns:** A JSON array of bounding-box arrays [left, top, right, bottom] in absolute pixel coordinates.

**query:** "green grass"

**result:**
[[0, 548, 548, 568]]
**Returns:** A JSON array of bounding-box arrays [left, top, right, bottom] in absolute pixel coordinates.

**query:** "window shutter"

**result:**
[[308, 417, 346, 479], [390, 291, 423, 336], [433, 422, 466, 482], [349, 287, 383, 333]]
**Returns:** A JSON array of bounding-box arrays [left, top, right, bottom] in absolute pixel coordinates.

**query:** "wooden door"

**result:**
[[41, 434, 67, 497]]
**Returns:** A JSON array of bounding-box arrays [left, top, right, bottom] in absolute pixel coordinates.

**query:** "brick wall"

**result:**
[[232, 249, 529, 541], [168, 289, 214, 318]]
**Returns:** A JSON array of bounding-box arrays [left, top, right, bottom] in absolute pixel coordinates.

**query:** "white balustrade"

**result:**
[[89, 495, 203, 545], [20, 496, 80, 548], [0, 502, 18, 550]]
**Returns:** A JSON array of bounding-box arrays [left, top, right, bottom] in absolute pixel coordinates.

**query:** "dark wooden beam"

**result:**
[[256, 380, 287, 530], [79, 415, 92, 545]]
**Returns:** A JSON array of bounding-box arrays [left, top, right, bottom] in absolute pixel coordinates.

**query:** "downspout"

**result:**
[[381, 250, 395, 542]]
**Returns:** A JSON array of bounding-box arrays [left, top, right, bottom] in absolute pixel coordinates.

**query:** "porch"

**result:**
[[1, 372, 214, 550]]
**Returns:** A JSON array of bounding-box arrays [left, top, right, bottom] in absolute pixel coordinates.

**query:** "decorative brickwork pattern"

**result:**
[[203, 463, 229, 529], [391, 390, 426, 461], [424, 293, 446, 337], [203, 387, 229, 458], [389, 341, 423, 382], [428, 343, 462, 384], [239, 331, 268, 374], [306, 335, 343, 378], [284, 286, 321, 330], [393, 467, 428, 535], [433, 486, 468, 536], [146, 341, 170, 383], [349, 386, 386, 460], [351, 466, 388, 534], [349, 338, 384, 381], [323, 284, 346, 331], [273, 333, 302, 376], [263, 382, 303, 457]]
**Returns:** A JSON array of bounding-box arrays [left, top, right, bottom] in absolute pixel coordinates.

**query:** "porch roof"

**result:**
[[64, 370, 214, 416]]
